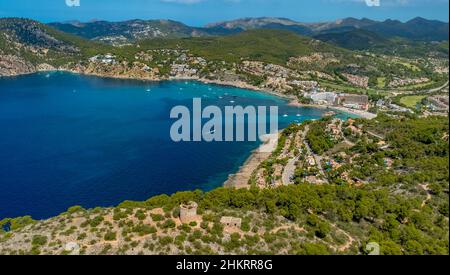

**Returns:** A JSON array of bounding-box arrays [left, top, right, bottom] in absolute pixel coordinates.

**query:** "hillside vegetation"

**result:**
[[0, 115, 448, 255], [136, 29, 341, 65]]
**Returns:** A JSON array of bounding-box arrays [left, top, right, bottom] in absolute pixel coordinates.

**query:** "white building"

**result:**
[[309, 92, 337, 105]]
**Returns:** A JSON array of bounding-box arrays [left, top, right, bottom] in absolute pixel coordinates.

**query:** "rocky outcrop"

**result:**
[[0, 55, 36, 76], [68, 61, 161, 80]]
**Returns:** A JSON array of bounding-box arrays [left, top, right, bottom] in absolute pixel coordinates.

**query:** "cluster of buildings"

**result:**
[[376, 99, 414, 114], [388, 77, 429, 88], [289, 80, 318, 90], [241, 61, 292, 79], [427, 95, 449, 113], [170, 63, 198, 77], [89, 54, 117, 65], [342, 73, 369, 88], [306, 91, 370, 111]]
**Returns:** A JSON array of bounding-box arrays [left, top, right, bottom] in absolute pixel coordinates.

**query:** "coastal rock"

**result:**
[[37, 63, 56, 71], [0, 55, 36, 76]]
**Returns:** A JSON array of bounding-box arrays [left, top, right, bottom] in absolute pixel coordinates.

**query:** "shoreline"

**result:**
[[5, 69, 373, 119], [224, 133, 278, 189], [1, 69, 297, 101]]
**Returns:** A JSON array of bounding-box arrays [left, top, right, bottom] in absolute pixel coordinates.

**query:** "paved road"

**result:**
[[366, 130, 384, 140], [425, 81, 449, 94], [281, 125, 328, 185], [282, 155, 299, 185], [281, 127, 308, 185]]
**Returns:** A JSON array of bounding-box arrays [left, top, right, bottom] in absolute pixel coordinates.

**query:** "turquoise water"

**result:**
[[0, 72, 355, 219]]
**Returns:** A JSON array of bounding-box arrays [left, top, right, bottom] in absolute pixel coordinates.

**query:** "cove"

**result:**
[[0, 72, 356, 219]]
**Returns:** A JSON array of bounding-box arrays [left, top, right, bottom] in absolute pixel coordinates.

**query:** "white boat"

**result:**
[[230, 100, 235, 103], [283, 114, 288, 117], [146, 89, 151, 92], [296, 114, 301, 117]]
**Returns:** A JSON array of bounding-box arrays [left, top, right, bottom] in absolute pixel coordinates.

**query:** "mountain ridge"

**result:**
[[45, 16, 449, 46]]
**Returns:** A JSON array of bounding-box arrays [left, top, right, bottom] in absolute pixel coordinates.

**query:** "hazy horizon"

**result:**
[[0, 0, 448, 27], [38, 15, 450, 26]]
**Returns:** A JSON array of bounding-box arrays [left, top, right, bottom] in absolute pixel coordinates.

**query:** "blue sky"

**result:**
[[0, 0, 448, 26]]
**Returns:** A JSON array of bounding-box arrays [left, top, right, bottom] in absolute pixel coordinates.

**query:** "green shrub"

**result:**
[[161, 219, 176, 229], [189, 221, 197, 227], [104, 231, 117, 241], [134, 210, 146, 221], [31, 235, 47, 247], [151, 214, 164, 222]]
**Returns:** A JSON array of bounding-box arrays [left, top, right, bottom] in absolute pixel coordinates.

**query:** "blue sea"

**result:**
[[0, 72, 355, 219]]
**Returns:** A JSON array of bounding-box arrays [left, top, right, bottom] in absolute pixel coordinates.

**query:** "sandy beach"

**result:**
[[224, 133, 278, 189]]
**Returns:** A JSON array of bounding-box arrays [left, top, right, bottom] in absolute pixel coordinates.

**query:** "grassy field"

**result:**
[[399, 95, 426, 109], [377, 77, 386, 88]]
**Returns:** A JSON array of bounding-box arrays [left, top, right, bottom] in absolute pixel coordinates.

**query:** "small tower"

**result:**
[[179, 201, 198, 224]]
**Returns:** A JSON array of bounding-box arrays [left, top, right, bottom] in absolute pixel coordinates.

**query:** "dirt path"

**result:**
[[419, 184, 432, 208], [330, 223, 355, 252], [270, 224, 306, 234]]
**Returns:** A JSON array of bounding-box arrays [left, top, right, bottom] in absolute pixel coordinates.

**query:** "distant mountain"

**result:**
[[310, 17, 378, 33], [207, 16, 449, 42], [365, 17, 449, 41], [48, 16, 449, 48], [1, 18, 80, 53], [49, 19, 208, 45], [0, 18, 110, 75], [205, 17, 306, 30], [314, 29, 392, 51]]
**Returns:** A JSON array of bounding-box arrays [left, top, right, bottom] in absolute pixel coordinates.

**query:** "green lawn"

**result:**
[[377, 77, 386, 88], [399, 95, 426, 109]]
